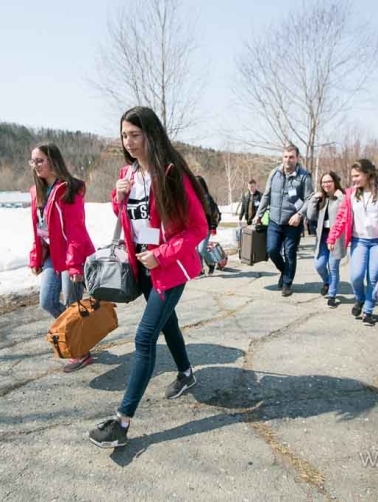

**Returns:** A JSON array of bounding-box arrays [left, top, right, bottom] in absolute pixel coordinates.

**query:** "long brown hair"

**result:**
[[318, 171, 345, 210], [120, 106, 206, 225], [351, 159, 378, 202], [31, 142, 85, 208]]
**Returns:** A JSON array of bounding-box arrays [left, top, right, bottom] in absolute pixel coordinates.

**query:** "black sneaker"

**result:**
[[327, 297, 337, 308], [278, 273, 284, 290], [281, 285, 292, 297], [351, 301, 364, 317], [208, 265, 215, 276], [362, 313, 375, 327], [165, 369, 196, 399], [320, 284, 329, 296], [89, 418, 128, 448]]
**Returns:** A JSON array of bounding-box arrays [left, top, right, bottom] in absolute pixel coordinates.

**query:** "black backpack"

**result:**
[[206, 194, 222, 229]]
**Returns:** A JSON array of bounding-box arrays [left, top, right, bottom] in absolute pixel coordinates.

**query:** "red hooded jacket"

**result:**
[[111, 165, 208, 293], [29, 181, 95, 276]]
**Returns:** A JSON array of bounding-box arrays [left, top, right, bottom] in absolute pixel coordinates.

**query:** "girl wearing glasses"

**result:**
[[28, 142, 95, 372], [88, 106, 208, 449], [327, 160, 378, 326], [307, 171, 345, 308]]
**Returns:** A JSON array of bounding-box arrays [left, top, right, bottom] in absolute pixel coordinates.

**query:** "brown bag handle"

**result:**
[[69, 282, 100, 317]]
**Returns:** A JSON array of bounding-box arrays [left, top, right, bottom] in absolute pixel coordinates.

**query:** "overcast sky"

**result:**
[[1, 0, 378, 149]]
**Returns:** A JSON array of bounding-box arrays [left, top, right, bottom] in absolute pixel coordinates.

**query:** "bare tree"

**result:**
[[237, 0, 378, 173], [94, 0, 202, 138], [223, 151, 243, 206]]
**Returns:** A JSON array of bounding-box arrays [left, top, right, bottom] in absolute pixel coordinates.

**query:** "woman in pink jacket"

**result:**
[[327, 159, 378, 327], [89, 106, 208, 449], [29, 142, 95, 372]]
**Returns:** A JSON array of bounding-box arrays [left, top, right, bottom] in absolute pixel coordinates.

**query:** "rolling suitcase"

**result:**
[[207, 242, 228, 270], [240, 225, 268, 265]]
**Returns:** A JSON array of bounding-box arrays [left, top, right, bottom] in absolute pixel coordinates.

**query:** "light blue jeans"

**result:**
[[314, 231, 341, 298], [350, 237, 378, 315], [197, 231, 215, 267], [39, 256, 83, 318]]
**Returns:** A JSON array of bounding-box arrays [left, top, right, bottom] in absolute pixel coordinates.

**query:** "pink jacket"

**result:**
[[111, 165, 208, 293], [29, 181, 95, 276], [326, 187, 356, 248]]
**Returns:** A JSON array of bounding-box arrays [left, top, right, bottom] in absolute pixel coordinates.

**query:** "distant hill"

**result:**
[[0, 122, 107, 192], [0, 122, 277, 203]]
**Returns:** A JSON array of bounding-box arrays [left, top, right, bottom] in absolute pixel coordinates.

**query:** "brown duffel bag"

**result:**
[[46, 297, 118, 359]]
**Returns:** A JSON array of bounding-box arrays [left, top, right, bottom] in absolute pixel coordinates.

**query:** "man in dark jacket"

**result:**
[[239, 179, 262, 225], [254, 144, 313, 297]]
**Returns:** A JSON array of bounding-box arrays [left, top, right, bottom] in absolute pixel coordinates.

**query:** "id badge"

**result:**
[[294, 198, 304, 211], [37, 220, 50, 244], [139, 227, 160, 245], [254, 200, 260, 207], [288, 188, 297, 197]]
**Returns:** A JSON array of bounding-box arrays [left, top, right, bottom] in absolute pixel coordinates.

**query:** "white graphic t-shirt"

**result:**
[[127, 170, 152, 243]]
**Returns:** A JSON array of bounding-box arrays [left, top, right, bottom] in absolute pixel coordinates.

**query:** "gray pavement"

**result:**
[[1, 236, 378, 502]]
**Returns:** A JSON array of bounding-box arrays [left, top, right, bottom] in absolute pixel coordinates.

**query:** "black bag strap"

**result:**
[[67, 282, 101, 317], [112, 165, 135, 245]]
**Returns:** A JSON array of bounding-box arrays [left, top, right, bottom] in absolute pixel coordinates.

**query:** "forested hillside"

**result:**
[[0, 123, 107, 191], [0, 122, 276, 204]]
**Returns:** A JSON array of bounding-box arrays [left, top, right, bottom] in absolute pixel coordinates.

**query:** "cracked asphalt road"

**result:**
[[1, 237, 378, 502]]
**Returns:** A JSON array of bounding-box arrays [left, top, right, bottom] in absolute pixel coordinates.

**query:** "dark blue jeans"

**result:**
[[118, 264, 189, 417], [267, 220, 302, 286]]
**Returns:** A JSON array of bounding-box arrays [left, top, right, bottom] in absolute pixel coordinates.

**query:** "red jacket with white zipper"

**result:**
[[111, 165, 208, 293], [29, 181, 95, 276], [326, 187, 355, 248]]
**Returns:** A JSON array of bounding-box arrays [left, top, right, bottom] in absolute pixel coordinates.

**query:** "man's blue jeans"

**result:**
[[350, 237, 378, 315], [39, 257, 83, 318], [197, 231, 215, 267], [267, 220, 302, 286], [118, 265, 190, 418], [314, 231, 341, 298]]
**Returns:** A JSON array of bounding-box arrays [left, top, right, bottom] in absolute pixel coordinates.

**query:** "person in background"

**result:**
[[89, 106, 208, 449], [239, 179, 262, 226], [196, 175, 217, 276], [253, 144, 313, 297], [327, 159, 378, 326], [307, 171, 345, 308], [28, 142, 95, 372]]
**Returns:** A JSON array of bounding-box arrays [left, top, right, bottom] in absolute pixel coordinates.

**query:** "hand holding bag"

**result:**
[[46, 291, 118, 359], [84, 169, 142, 303]]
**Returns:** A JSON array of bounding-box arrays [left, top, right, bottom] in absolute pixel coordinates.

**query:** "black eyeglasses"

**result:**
[[29, 158, 46, 167]]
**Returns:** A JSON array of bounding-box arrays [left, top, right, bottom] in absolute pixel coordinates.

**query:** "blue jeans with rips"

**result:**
[[350, 237, 378, 315], [118, 265, 190, 418], [267, 220, 302, 286], [314, 230, 341, 298], [39, 256, 83, 318]]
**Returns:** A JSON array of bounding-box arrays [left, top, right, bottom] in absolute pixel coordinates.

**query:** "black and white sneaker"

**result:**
[[362, 314, 375, 327], [165, 369, 196, 399], [320, 283, 329, 296], [351, 301, 364, 317], [89, 418, 128, 448], [327, 297, 337, 308]]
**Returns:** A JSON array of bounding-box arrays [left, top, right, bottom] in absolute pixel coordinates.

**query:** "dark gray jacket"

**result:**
[[307, 192, 346, 260], [256, 164, 313, 225]]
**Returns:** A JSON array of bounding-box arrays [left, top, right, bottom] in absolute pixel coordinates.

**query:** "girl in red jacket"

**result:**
[[327, 159, 378, 326], [29, 142, 95, 372], [89, 106, 208, 448]]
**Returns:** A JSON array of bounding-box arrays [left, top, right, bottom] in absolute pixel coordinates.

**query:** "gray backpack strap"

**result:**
[[112, 165, 136, 244]]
